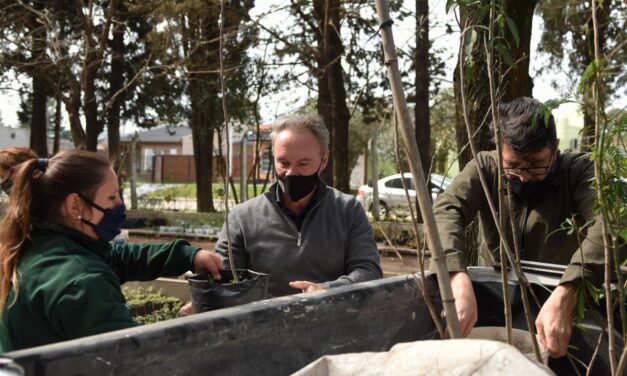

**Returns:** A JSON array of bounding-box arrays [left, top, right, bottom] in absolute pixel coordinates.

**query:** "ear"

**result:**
[[64, 193, 84, 219], [319, 150, 330, 172]]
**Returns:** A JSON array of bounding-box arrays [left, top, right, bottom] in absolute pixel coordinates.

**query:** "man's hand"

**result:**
[[449, 272, 478, 337], [536, 283, 577, 358], [193, 250, 224, 280], [177, 302, 193, 317], [289, 281, 324, 293]]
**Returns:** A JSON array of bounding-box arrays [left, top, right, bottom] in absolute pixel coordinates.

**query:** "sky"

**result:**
[[0, 1, 618, 134]]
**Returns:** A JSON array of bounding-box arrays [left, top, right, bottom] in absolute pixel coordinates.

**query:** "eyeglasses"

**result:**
[[503, 165, 551, 178], [503, 150, 556, 178]]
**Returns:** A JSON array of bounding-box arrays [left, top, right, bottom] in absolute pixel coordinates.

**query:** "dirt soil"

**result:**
[[129, 235, 420, 276]]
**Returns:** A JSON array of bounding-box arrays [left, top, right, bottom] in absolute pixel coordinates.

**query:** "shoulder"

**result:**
[[230, 192, 273, 217], [558, 152, 594, 183]]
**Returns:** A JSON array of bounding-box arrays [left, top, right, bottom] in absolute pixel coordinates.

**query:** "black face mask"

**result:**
[[0, 179, 11, 195], [276, 160, 323, 202], [78, 193, 127, 242], [506, 177, 552, 200]]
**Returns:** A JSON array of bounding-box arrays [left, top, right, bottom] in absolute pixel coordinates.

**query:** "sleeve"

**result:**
[[560, 158, 625, 285], [429, 155, 491, 274], [108, 240, 199, 283], [214, 209, 249, 270], [324, 199, 383, 289], [53, 273, 137, 340]]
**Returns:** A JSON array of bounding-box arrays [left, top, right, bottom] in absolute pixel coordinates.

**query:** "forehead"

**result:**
[[95, 168, 119, 194], [273, 130, 321, 159], [501, 143, 552, 164]]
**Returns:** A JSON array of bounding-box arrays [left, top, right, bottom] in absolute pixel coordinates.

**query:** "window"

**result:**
[[386, 178, 413, 189], [261, 148, 271, 173], [143, 148, 155, 171]]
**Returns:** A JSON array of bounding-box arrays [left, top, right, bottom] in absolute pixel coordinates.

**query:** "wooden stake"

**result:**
[[374, 0, 461, 338]]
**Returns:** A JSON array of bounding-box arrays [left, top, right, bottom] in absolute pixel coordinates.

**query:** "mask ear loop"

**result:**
[[76, 192, 107, 227]]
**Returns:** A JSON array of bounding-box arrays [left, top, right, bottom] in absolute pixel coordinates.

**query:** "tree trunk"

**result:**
[[191, 112, 216, 213], [454, 0, 536, 168], [84, 67, 101, 152], [414, 0, 430, 180], [107, 13, 125, 167], [317, 73, 335, 186], [30, 75, 48, 157], [53, 95, 61, 154], [501, 1, 536, 101], [324, 0, 350, 193]]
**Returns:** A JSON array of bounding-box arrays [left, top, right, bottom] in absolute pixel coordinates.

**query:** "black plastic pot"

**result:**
[[187, 269, 269, 313]]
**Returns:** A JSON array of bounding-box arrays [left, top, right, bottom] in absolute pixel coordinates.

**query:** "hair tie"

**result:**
[[37, 158, 48, 172]]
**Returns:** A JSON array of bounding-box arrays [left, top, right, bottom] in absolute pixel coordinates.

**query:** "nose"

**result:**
[[517, 171, 533, 183]]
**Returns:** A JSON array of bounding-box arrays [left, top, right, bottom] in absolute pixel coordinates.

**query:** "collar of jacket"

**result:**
[[32, 222, 112, 259]]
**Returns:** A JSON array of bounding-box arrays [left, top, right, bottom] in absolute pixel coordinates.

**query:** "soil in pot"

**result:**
[[187, 269, 269, 313]]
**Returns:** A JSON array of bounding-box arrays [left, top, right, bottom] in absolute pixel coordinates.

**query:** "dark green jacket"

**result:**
[[0, 226, 199, 352], [431, 150, 609, 285]]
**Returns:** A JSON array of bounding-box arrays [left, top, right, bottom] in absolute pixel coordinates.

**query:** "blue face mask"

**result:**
[[78, 193, 127, 242]]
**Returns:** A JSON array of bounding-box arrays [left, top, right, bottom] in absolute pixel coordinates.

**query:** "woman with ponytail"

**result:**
[[0, 150, 223, 352]]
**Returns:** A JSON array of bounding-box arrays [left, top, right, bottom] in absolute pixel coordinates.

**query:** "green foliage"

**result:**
[[578, 59, 601, 94], [122, 286, 183, 325]]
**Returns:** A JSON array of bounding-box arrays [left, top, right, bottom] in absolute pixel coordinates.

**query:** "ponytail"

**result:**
[[0, 150, 110, 313], [0, 159, 43, 312]]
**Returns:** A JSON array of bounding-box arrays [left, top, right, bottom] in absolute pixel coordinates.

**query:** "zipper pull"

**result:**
[[297, 232, 302, 246]]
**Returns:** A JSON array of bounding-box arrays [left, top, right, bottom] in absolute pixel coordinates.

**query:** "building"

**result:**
[[117, 125, 273, 183], [0, 126, 74, 154], [0, 126, 30, 149]]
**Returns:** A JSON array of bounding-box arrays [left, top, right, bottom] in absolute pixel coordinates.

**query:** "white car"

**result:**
[[356, 173, 452, 219]]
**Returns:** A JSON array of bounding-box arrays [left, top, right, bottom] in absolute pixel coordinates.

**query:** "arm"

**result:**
[[430, 155, 493, 336], [322, 200, 383, 289], [109, 240, 220, 282], [535, 282, 577, 358]]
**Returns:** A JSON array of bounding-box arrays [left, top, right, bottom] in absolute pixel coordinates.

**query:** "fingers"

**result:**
[[177, 302, 193, 317], [194, 250, 224, 280], [289, 281, 323, 292], [536, 318, 547, 351]]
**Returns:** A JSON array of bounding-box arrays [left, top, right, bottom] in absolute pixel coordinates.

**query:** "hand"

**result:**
[[448, 272, 478, 337], [536, 283, 577, 358], [177, 302, 193, 317], [193, 249, 224, 280], [289, 281, 324, 293]]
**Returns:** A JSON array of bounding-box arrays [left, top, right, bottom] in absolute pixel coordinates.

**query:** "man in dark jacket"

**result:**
[[431, 97, 619, 358], [215, 114, 382, 297]]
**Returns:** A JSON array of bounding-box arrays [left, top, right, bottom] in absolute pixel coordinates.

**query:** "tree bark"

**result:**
[[30, 75, 48, 157], [53, 95, 61, 154], [454, 0, 537, 168], [415, 0, 430, 180], [313, 0, 350, 192], [325, 0, 350, 193]]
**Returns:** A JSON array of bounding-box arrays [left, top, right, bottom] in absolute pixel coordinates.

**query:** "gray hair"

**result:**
[[271, 114, 329, 154]]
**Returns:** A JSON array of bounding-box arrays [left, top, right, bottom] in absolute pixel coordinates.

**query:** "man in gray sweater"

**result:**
[[215, 114, 382, 297]]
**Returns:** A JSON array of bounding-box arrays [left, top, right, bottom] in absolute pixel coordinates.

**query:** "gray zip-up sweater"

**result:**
[[215, 182, 383, 297]]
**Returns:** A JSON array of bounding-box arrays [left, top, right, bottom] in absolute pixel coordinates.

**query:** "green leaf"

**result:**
[[578, 59, 599, 93], [506, 16, 520, 47], [497, 13, 505, 29], [464, 62, 475, 83], [446, 0, 455, 13], [464, 28, 477, 62], [495, 43, 517, 68]]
